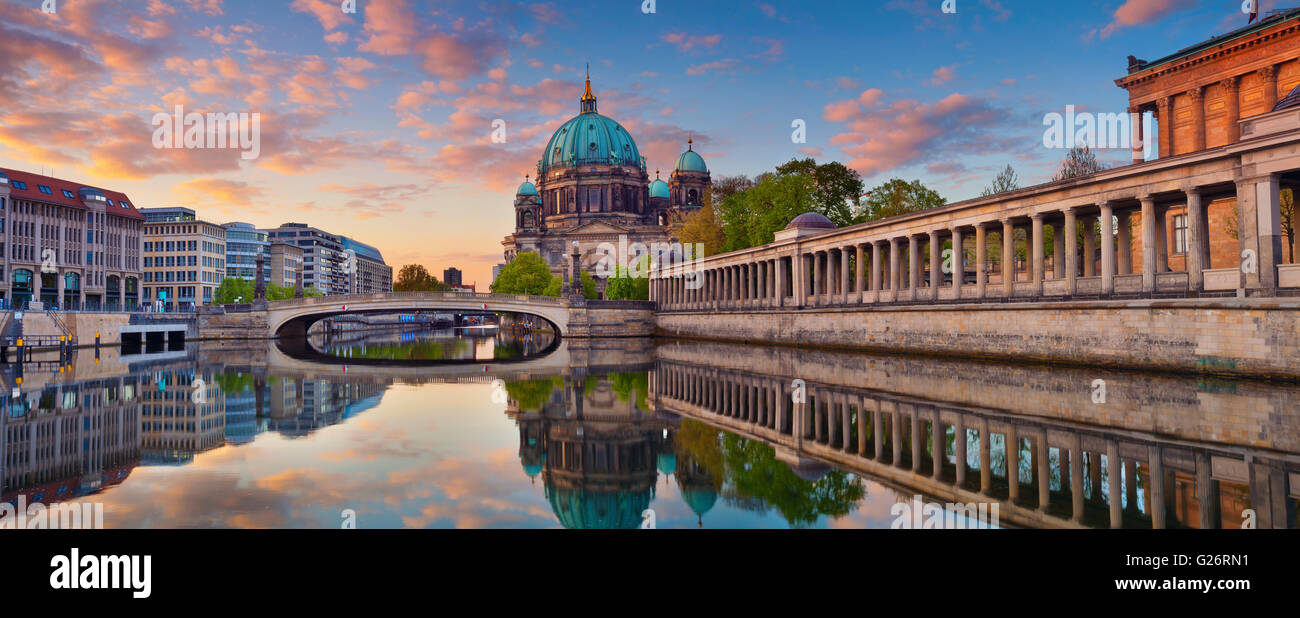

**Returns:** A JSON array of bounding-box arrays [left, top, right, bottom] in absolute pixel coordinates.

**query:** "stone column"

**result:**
[[931, 410, 943, 478], [1036, 433, 1050, 509], [839, 247, 851, 304], [1083, 217, 1096, 277], [978, 420, 991, 493], [1108, 441, 1122, 528], [1133, 104, 1148, 163], [954, 416, 967, 486], [975, 223, 987, 299], [950, 226, 963, 295], [1187, 186, 1207, 291], [1069, 440, 1084, 521], [870, 242, 882, 302], [1155, 204, 1169, 274], [811, 252, 822, 305], [1140, 195, 1157, 293], [1052, 222, 1065, 279], [908, 235, 920, 300], [1156, 97, 1172, 157], [1236, 174, 1283, 291], [1149, 447, 1166, 529], [889, 239, 901, 295], [1117, 211, 1133, 275], [853, 244, 865, 302], [1001, 219, 1015, 296], [1100, 202, 1115, 295], [775, 258, 787, 308], [928, 230, 941, 301], [1030, 213, 1045, 296], [1007, 426, 1020, 502], [1189, 85, 1206, 151], [1064, 207, 1078, 295], [1222, 76, 1241, 144]]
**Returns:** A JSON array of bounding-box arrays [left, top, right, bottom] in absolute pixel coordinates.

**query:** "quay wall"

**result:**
[[655, 299, 1300, 379]]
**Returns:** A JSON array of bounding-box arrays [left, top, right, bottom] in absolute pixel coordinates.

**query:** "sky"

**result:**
[[0, 0, 1282, 285]]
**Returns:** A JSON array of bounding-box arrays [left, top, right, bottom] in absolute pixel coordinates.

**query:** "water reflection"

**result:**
[[0, 332, 1295, 528]]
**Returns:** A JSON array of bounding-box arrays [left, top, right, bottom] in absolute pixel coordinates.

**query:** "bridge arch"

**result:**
[[265, 293, 571, 339]]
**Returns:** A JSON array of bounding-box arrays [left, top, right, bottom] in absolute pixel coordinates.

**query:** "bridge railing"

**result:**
[[263, 291, 570, 308]]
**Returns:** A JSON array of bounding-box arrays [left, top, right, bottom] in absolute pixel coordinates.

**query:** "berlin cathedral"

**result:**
[[501, 70, 711, 282]]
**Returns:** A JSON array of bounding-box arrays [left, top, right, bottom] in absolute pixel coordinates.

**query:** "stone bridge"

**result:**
[[197, 292, 654, 340]]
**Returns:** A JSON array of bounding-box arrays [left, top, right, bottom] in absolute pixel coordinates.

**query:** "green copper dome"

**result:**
[[541, 112, 643, 172], [675, 141, 708, 173], [649, 178, 670, 199], [517, 180, 538, 196]]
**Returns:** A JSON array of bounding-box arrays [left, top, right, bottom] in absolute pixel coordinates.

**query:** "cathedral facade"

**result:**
[[502, 71, 710, 285]]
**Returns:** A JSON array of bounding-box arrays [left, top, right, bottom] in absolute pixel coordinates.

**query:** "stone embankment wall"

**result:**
[[655, 299, 1300, 379]]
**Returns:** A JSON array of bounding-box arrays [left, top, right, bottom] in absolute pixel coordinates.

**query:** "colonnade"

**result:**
[[653, 175, 1296, 310]]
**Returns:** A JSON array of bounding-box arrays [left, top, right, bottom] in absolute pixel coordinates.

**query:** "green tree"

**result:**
[[604, 255, 651, 301], [710, 174, 755, 207], [775, 158, 865, 226], [980, 164, 1019, 197], [491, 252, 553, 295], [214, 277, 254, 305], [675, 200, 727, 258], [862, 178, 946, 222], [394, 264, 447, 292], [720, 173, 816, 251]]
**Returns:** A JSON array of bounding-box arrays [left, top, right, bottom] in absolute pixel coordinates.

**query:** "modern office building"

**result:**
[[340, 236, 393, 293], [443, 267, 462, 286], [221, 222, 269, 284], [262, 223, 347, 295], [0, 167, 145, 310], [268, 241, 303, 288], [140, 207, 226, 309]]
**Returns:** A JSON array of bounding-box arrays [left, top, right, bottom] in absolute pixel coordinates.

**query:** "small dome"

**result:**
[[1275, 84, 1300, 111], [656, 453, 676, 476], [785, 212, 836, 230], [517, 180, 538, 196], [675, 149, 708, 173], [649, 179, 669, 199]]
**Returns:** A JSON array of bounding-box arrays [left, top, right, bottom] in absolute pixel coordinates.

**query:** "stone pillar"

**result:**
[[776, 257, 787, 307], [854, 244, 865, 303], [1140, 195, 1157, 293], [1155, 204, 1169, 274], [1149, 447, 1166, 529], [950, 226, 963, 295], [1001, 219, 1015, 296], [954, 416, 967, 486], [1117, 211, 1133, 275], [975, 223, 987, 299], [254, 251, 266, 300], [1007, 426, 1020, 502], [1083, 217, 1096, 277], [871, 399, 883, 461], [1187, 187, 1207, 291], [1222, 76, 1241, 144], [1070, 440, 1084, 521], [870, 242, 882, 302], [839, 247, 850, 304], [978, 420, 991, 493], [910, 408, 922, 473], [889, 239, 901, 295], [1100, 202, 1115, 295], [1237, 174, 1284, 291], [1049, 222, 1063, 279], [1036, 433, 1050, 509], [928, 230, 941, 301], [1064, 208, 1078, 295], [1133, 104, 1148, 163], [1156, 97, 1172, 157], [908, 235, 921, 300], [811, 252, 822, 305], [931, 410, 943, 478], [1108, 441, 1122, 528], [1189, 85, 1205, 152], [1030, 213, 1045, 296]]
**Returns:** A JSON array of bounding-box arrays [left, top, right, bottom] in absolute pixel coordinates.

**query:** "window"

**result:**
[[62, 189, 76, 198], [11, 180, 27, 190], [1173, 213, 1188, 254]]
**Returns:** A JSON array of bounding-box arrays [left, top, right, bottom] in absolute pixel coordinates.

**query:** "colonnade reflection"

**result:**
[[649, 346, 1300, 529]]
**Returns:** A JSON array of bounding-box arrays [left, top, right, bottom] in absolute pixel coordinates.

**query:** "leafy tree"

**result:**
[[491, 252, 553, 295], [862, 178, 946, 222], [775, 158, 865, 226], [980, 164, 1020, 197], [395, 264, 448, 292], [504, 377, 562, 412], [675, 201, 727, 258], [1052, 145, 1108, 181], [710, 174, 755, 207], [604, 255, 651, 301], [214, 277, 253, 305], [720, 173, 817, 251]]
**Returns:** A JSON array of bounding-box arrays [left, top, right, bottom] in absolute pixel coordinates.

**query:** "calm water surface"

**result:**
[[3, 327, 1297, 529]]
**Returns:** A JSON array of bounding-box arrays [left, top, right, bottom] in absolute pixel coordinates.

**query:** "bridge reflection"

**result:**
[[650, 342, 1300, 529]]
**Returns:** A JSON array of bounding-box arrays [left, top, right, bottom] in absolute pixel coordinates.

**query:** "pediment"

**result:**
[[567, 222, 631, 235]]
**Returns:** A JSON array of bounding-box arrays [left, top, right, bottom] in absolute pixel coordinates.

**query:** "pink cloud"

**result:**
[[1100, 0, 1196, 39]]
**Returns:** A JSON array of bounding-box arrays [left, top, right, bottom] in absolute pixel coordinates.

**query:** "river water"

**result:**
[[2, 327, 1296, 529]]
